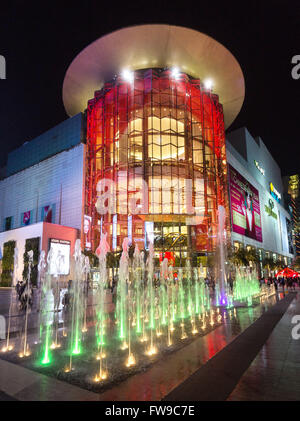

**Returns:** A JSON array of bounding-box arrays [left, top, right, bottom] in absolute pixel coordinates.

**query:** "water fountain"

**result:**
[[0, 217, 278, 394], [217, 205, 227, 306], [40, 248, 54, 365], [94, 232, 110, 381], [1, 247, 18, 353], [65, 239, 85, 372]]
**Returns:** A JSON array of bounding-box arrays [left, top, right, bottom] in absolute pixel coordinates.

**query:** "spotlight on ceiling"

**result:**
[[121, 69, 134, 83], [171, 67, 180, 79], [204, 79, 213, 90]]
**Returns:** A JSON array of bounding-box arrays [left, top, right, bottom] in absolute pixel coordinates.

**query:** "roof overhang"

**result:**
[[63, 24, 245, 129]]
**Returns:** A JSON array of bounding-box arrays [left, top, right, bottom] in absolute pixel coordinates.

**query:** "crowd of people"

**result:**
[[13, 271, 299, 313], [203, 274, 300, 294], [15, 279, 33, 310], [14, 277, 92, 312], [262, 276, 300, 291]]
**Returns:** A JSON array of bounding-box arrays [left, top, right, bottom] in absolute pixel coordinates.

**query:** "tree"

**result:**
[[228, 248, 249, 267], [262, 257, 277, 273], [245, 249, 260, 264], [82, 250, 99, 267], [292, 256, 300, 272], [1, 240, 16, 286]]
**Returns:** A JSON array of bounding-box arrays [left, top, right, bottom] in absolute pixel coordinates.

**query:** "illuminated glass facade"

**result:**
[[85, 68, 229, 257]]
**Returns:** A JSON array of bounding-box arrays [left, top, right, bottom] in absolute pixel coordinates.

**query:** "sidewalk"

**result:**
[[164, 292, 296, 400], [227, 291, 300, 401], [0, 358, 99, 401]]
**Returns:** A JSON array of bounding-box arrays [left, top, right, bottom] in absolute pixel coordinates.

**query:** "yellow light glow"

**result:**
[[50, 342, 61, 350], [94, 371, 108, 382], [146, 346, 157, 356], [1, 345, 13, 353], [19, 349, 30, 358], [120, 342, 128, 350], [96, 352, 106, 360], [125, 353, 136, 367], [140, 335, 148, 343]]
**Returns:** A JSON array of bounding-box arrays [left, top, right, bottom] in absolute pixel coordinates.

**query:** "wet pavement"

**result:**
[[227, 291, 300, 401], [96, 296, 280, 401], [0, 289, 298, 401], [164, 291, 296, 400]]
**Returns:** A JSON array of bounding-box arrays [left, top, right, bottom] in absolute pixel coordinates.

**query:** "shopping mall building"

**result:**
[[0, 25, 295, 283]]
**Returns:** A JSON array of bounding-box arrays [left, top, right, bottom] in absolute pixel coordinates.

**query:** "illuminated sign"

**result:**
[[49, 239, 70, 276], [254, 160, 265, 175], [265, 199, 277, 219], [228, 165, 262, 242], [269, 182, 281, 202], [84, 215, 92, 250]]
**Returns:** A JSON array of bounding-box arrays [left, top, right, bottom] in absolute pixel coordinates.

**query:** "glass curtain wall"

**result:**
[[85, 68, 229, 257]]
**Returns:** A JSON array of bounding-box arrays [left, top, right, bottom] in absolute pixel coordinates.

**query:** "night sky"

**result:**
[[0, 0, 299, 174]]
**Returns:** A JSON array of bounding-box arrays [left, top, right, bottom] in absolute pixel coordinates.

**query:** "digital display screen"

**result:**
[[49, 239, 70, 275], [229, 164, 263, 242]]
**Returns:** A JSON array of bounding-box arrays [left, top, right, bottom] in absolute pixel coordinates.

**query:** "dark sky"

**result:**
[[0, 0, 299, 174]]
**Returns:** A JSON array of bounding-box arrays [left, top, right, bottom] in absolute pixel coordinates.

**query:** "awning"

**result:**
[[275, 267, 300, 278]]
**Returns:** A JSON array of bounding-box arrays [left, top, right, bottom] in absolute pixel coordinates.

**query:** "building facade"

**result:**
[[85, 68, 228, 260], [0, 114, 85, 283], [226, 127, 294, 271], [0, 25, 295, 283], [283, 174, 300, 257]]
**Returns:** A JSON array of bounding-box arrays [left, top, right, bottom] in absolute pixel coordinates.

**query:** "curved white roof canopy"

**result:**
[[63, 24, 245, 128]]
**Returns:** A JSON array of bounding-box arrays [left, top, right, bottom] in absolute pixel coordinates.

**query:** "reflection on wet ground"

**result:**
[[97, 294, 280, 400], [228, 291, 300, 401]]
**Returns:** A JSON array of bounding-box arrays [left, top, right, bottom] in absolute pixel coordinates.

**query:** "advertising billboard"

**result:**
[[49, 239, 70, 276], [83, 214, 92, 250], [229, 164, 263, 242], [286, 218, 294, 255]]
